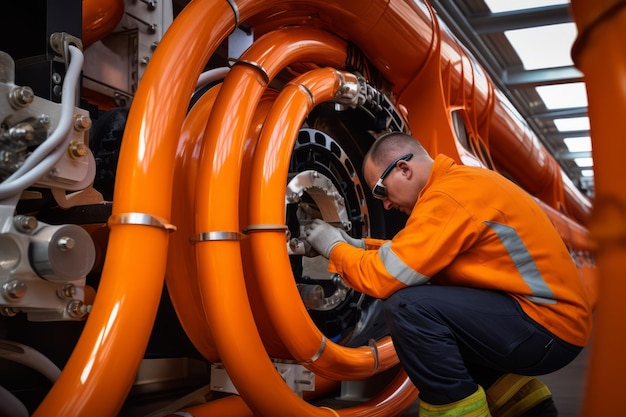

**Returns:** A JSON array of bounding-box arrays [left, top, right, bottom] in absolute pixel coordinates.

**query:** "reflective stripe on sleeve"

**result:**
[[484, 221, 556, 305], [379, 242, 430, 286]]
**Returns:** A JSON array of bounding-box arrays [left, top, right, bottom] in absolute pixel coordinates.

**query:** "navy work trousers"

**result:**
[[382, 285, 582, 405]]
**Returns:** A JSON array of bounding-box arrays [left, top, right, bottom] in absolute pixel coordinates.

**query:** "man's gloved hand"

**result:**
[[303, 219, 346, 258], [339, 230, 366, 249]]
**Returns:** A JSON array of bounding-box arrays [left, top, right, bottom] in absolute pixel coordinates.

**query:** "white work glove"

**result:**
[[339, 229, 366, 249], [303, 219, 346, 258]]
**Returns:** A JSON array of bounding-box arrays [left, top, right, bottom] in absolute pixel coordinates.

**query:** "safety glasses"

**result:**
[[371, 153, 413, 200]]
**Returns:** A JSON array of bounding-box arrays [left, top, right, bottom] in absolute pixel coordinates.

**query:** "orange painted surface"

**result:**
[[82, 0, 124, 48], [570, 1, 626, 414]]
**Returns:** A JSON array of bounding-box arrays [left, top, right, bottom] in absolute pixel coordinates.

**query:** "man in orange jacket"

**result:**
[[303, 132, 592, 417]]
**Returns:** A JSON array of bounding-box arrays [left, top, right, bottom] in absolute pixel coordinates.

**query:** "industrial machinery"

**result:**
[[0, 0, 618, 415]]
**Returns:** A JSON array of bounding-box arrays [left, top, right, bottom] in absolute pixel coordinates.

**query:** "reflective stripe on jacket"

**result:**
[[328, 154, 592, 346]]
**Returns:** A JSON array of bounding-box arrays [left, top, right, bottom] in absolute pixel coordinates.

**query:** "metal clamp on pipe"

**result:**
[[368, 339, 380, 375], [246, 225, 293, 255], [191, 231, 245, 242], [107, 212, 177, 232], [242, 223, 289, 234], [301, 336, 327, 365], [225, 0, 240, 27], [227, 58, 270, 85]]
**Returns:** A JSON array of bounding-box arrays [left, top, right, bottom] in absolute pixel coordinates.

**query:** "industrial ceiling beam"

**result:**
[[469, 4, 572, 34]]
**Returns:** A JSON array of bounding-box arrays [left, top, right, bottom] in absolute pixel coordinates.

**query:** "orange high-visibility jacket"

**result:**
[[328, 154, 593, 347]]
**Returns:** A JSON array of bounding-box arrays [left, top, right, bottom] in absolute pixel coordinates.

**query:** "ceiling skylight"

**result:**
[[574, 157, 593, 167], [554, 117, 590, 132], [504, 23, 577, 70], [484, 0, 569, 13], [564, 136, 592, 152], [536, 82, 588, 109]]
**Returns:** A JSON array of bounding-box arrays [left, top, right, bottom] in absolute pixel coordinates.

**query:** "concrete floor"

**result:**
[[538, 346, 590, 417]]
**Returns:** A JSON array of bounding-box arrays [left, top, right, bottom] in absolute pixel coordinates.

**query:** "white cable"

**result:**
[[195, 67, 229, 90], [0, 339, 61, 382], [0, 385, 29, 417], [0, 44, 84, 200]]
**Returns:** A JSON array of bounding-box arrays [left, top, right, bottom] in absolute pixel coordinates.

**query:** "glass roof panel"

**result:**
[[554, 117, 590, 131], [536, 82, 588, 109], [484, 0, 569, 13], [504, 23, 577, 70], [564, 136, 592, 152], [574, 157, 594, 167]]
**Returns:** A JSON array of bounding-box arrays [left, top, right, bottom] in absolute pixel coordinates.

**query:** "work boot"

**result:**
[[419, 385, 491, 417], [486, 374, 556, 417]]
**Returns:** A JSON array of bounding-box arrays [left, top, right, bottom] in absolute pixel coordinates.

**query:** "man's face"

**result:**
[[364, 157, 417, 215]]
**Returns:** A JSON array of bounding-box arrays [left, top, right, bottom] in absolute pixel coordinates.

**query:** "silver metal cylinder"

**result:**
[[29, 224, 96, 282]]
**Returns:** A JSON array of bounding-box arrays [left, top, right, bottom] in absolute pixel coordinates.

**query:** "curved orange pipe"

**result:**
[[222, 27, 349, 359], [34, 0, 240, 415], [194, 25, 351, 416], [176, 375, 341, 416], [239, 90, 295, 358], [175, 369, 417, 417], [337, 369, 418, 417], [569, 1, 626, 414], [248, 67, 398, 380], [82, 0, 125, 48], [166, 84, 223, 362], [176, 395, 254, 417]]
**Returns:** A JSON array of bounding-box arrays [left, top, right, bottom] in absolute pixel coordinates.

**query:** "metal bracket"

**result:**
[[50, 32, 83, 67]]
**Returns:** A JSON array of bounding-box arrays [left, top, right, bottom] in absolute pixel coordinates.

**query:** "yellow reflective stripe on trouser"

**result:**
[[486, 374, 552, 417], [419, 386, 491, 417]]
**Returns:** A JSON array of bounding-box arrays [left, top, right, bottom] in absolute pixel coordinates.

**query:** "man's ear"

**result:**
[[397, 160, 413, 179]]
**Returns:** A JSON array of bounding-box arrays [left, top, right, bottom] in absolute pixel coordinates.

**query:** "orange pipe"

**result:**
[[569, 1, 626, 414], [219, 27, 348, 359], [82, 0, 125, 48], [337, 369, 418, 417], [176, 395, 254, 417], [246, 0, 434, 89], [247, 67, 398, 380], [176, 375, 341, 416], [240, 90, 295, 358], [166, 84, 223, 362], [34, 0, 239, 415], [194, 25, 350, 416]]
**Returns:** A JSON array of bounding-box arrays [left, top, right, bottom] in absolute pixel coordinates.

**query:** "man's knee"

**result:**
[[381, 286, 439, 329], [382, 285, 438, 312]]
